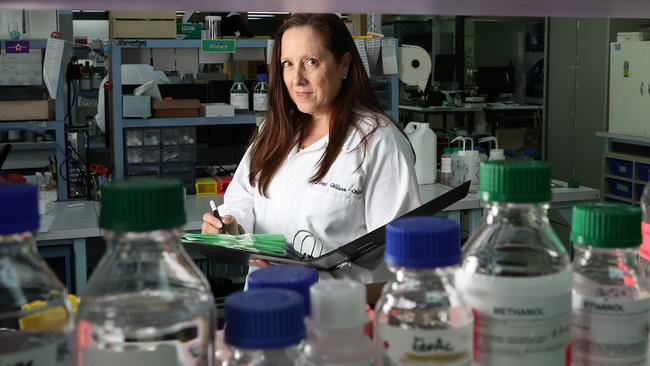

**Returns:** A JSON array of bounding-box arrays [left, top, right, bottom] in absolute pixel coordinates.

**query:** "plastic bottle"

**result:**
[[230, 74, 249, 111], [638, 183, 650, 279], [440, 147, 453, 186], [76, 179, 215, 365], [478, 136, 505, 161], [451, 136, 468, 187], [0, 183, 73, 365], [571, 202, 649, 365], [504, 148, 518, 160], [91, 70, 102, 89], [301, 280, 375, 366], [253, 73, 268, 113], [225, 288, 305, 366], [523, 147, 536, 160], [404, 122, 437, 184], [375, 217, 473, 365], [455, 161, 572, 366], [80, 61, 91, 90], [247, 264, 318, 316]]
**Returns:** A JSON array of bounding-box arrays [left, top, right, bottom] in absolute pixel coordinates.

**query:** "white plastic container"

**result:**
[[302, 280, 375, 366], [451, 136, 469, 187], [404, 122, 437, 184], [479, 136, 505, 161]]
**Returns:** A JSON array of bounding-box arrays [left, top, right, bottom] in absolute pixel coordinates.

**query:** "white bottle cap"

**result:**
[[490, 148, 505, 160], [205, 16, 222, 21], [310, 280, 367, 330], [465, 150, 479, 157]]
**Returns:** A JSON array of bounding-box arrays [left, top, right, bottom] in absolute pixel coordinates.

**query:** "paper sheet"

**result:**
[[354, 38, 370, 77], [365, 38, 381, 75], [43, 38, 65, 99], [0, 49, 42, 85], [381, 38, 398, 75]]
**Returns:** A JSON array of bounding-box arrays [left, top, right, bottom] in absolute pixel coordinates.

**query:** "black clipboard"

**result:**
[[184, 181, 471, 271]]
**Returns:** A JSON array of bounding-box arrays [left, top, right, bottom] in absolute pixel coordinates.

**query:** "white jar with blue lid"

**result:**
[[374, 217, 473, 366], [224, 288, 305, 365], [247, 264, 318, 316]]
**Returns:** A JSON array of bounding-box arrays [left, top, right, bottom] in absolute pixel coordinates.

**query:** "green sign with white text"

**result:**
[[201, 39, 236, 53]]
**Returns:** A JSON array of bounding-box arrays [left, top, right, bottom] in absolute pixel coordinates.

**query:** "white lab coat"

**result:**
[[219, 111, 422, 282]]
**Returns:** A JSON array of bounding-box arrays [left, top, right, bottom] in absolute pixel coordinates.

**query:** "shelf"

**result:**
[[603, 194, 636, 204], [0, 120, 63, 131], [604, 174, 633, 183], [597, 131, 650, 146], [113, 38, 269, 49], [0, 39, 47, 49], [604, 152, 650, 165], [122, 114, 257, 128], [4, 141, 57, 151]]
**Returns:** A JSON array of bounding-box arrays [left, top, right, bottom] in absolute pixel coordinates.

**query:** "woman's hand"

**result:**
[[201, 213, 241, 235], [249, 259, 270, 268]]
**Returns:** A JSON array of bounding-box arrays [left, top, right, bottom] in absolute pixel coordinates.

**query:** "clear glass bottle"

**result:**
[[440, 147, 453, 186], [0, 183, 73, 365], [374, 217, 472, 366], [247, 264, 318, 317], [455, 160, 572, 366], [80, 61, 92, 90], [253, 73, 268, 113], [302, 280, 375, 366], [638, 183, 650, 279], [230, 73, 249, 111], [225, 288, 305, 366], [571, 202, 649, 365], [76, 179, 215, 366]]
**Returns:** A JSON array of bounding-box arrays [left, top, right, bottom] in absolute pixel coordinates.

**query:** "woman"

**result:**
[[202, 13, 421, 282]]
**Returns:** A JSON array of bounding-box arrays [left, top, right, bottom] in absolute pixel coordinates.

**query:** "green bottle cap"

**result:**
[[571, 202, 641, 248], [443, 147, 453, 154], [99, 178, 186, 232], [451, 147, 462, 154], [234, 74, 245, 81], [479, 160, 552, 203]]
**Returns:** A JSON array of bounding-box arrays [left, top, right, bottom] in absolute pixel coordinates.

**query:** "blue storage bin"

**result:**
[[606, 178, 633, 199], [606, 158, 633, 178], [637, 183, 646, 201], [637, 163, 650, 182]]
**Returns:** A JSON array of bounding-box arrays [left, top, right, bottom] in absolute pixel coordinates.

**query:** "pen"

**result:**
[[209, 200, 221, 221]]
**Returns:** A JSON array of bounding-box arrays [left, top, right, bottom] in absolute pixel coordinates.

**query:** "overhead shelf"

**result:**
[[122, 114, 258, 128]]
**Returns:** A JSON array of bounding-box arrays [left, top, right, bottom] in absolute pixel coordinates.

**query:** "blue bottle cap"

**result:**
[[0, 183, 39, 235], [225, 289, 305, 349], [385, 217, 460, 269], [504, 148, 518, 157], [524, 147, 536, 157], [256, 73, 268, 82], [247, 265, 318, 315]]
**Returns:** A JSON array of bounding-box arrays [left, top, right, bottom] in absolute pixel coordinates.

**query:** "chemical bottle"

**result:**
[[91, 70, 102, 90], [571, 202, 649, 365], [404, 122, 437, 184], [230, 74, 249, 110], [639, 183, 650, 279], [301, 280, 375, 366], [253, 73, 268, 113], [0, 183, 73, 365], [225, 288, 305, 366], [455, 160, 571, 366], [76, 179, 215, 365], [478, 136, 505, 161], [504, 148, 518, 160], [451, 136, 469, 187], [375, 217, 473, 365], [80, 61, 91, 90], [247, 264, 318, 316], [523, 147, 536, 160], [440, 147, 453, 186]]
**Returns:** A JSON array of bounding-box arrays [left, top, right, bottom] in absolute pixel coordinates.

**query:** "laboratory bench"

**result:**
[[36, 181, 599, 294]]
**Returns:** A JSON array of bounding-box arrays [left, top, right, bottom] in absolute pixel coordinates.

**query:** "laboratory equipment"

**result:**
[[224, 289, 305, 365], [455, 161, 571, 366], [302, 280, 375, 366], [247, 265, 318, 316], [375, 217, 472, 365], [404, 121, 437, 184], [477, 66, 515, 101], [230, 74, 249, 111], [571, 202, 649, 365], [76, 179, 215, 365], [206, 16, 222, 39], [253, 73, 268, 113], [478, 136, 505, 161], [0, 183, 73, 365], [440, 147, 453, 186]]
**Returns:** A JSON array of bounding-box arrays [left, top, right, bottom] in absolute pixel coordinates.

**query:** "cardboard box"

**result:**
[[202, 103, 235, 117], [0, 100, 51, 121], [123, 95, 152, 118], [153, 99, 201, 118], [109, 11, 176, 39]]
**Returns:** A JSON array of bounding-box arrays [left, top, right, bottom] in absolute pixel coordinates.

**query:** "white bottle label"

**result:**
[[378, 322, 472, 365], [230, 94, 248, 110], [455, 269, 572, 366], [253, 93, 267, 111], [572, 292, 650, 365], [441, 157, 452, 174]]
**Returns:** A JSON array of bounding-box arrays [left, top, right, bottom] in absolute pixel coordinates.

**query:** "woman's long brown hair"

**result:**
[[248, 13, 400, 197]]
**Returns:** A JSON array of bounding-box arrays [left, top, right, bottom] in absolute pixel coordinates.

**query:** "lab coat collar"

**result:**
[[341, 110, 385, 153]]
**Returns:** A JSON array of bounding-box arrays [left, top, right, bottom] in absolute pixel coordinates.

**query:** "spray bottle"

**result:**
[[479, 136, 505, 161]]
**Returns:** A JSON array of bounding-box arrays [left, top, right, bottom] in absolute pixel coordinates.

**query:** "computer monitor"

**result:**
[[477, 66, 515, 97], [433, 54, 456, 82]]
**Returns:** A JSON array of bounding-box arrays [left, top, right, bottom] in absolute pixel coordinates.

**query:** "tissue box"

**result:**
[[202, 103, 235, 117], [0, 100, 51, 121], [153, 99, 201, 118], [109, 11, 176, 39], [123, 95, 152, 118]]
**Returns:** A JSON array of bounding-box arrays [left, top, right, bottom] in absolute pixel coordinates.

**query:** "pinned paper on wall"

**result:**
[[0, 49, 42, 85], [365, 38, 381, 75], [43, 37, 65, 99], [354, 38, 370, 77], [266, 40, 274, 64], [381, 38, 398, 75]]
